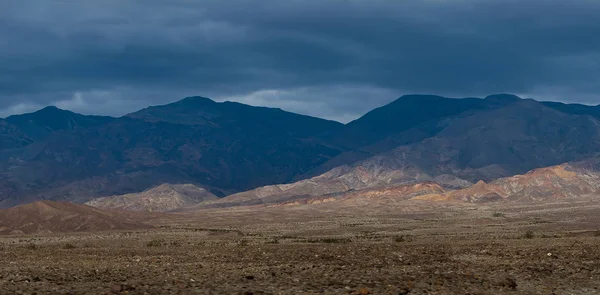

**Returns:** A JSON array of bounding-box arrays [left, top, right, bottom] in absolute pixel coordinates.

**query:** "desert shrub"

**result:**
[[63, 243, 77, 249], [308, 238, 351, 244], [594, 230, 600, 237], [146, 239, 164, 247], [394, 236, 406, 243], [523, 230, 535, 239], [26, 243, 37, 250], [267, 238, 280, 244], [238, 239, 249, 246], [492, 212, 505, 218]]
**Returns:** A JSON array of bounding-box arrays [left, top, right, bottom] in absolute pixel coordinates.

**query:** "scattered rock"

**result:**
[[110, 284, 122, 293], [497, 276, 518, 290]]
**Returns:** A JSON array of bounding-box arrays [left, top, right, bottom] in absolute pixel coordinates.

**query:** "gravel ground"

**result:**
[[1, 199, 600, 294]]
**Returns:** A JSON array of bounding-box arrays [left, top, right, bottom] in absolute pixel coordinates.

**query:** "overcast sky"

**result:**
[[1, 0, 599, 122]]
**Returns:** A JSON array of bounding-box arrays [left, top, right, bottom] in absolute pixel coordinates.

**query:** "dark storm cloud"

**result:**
[[1, 0, 599, 121]]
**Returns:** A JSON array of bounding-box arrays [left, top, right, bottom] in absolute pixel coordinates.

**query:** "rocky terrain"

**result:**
[[86, 183, 218, 212], [2, 198, 600, 294], [0, 201, 152, 235]]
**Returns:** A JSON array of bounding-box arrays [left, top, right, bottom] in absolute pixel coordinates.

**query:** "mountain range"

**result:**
[[2, 94, 600, 209]]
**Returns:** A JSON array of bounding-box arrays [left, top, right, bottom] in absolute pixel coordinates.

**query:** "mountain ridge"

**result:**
[[2, 94, 600, 208], [0, 96, 345, 207], [86, 183, 218, 212]]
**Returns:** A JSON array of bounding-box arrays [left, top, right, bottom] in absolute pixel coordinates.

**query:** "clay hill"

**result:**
[[414, 162, 600, 203], [86, 183, 218, 212], [193, 162, 465, 209], [0, 201, 152, 235], [3, 94, 600, 208], [204, 161, 600, 209], [270, 182, 446, 207]]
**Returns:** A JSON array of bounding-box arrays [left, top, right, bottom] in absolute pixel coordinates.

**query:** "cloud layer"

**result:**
[[1, 0, 599, 121]]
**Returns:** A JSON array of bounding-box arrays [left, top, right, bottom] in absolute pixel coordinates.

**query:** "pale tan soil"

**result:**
[[2, 198, 600, 294]]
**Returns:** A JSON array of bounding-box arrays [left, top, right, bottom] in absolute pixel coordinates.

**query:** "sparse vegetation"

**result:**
[[63, 243, 77, 249], [394, 235, 406, 243], [594, 230, 600, 237], [492, 212, 505, 218], [238, 239, 249, 246], [146, 239, 163, 247], [524, 230, 535, 239], [307, 238, 351, 244]]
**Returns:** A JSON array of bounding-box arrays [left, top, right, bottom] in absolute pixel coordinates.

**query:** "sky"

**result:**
[[1, 0, 599, 123]]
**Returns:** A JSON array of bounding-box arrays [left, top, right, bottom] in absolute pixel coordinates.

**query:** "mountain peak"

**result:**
[[484, 94, 522, 102], [173, 96, 216, 107], [33, 105, 72, 115], [86, 183, 218, 212], [397, 94, 448, 100], [40, 105, 61, 111]]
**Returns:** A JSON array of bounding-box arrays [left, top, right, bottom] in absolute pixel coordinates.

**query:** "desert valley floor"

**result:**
[[2, 198, 600, 294]]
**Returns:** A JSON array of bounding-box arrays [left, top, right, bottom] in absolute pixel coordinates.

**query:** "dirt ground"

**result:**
[[2, 198, 600, 294]]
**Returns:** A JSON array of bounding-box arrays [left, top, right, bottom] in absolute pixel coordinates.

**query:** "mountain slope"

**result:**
[[0, 97, 345, 207], [348, 99, 600, 184], [204, 98, 600, 208], [86, 183, 218, 212], [0, 201, 152, 235], [541, 101, 600, 119], [5, 106, 114, 141], [128, 96, 342, 137], [0, 119, 32, 150], [3, 94, 600, 208], [302, 94, 522, 178], [307, 95, 600, 179]]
